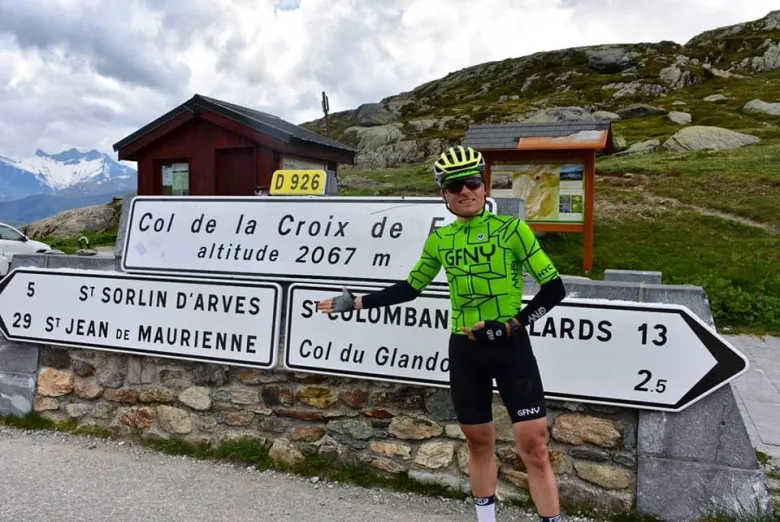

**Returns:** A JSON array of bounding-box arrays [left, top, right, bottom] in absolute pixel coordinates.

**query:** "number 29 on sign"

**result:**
[[270, 169, 326, 195]]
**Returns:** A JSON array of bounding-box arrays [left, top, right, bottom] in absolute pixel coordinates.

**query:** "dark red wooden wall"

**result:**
[[135, 118, 280, 196]]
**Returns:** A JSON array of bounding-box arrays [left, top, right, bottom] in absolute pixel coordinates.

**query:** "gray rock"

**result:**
[[344, 124, 404, 150], [741, 42, 780, 72], [352, 102, 397, 126], [616, 103, 668, 119], [667, 111, 692, 125], [703, 94, 727, 103], [743, 99, 780, 117], [585, 46, 638, 73], [569, 446, 610, 462], [659, 65, 691, 90], [605, 81, 667, 99], [39, 346, 70, 369], [354, 138, 446, 169], [613, 139, 660, 157], [407, 119, 437, 132], [326, 418, 374, 440], [425, 390, 457, 421], [663, 126, 760, 152], [592, 110, 621, 121]]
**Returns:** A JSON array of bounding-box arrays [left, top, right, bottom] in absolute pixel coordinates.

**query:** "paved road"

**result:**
[[728, 334, 780, 466], [0, 427, 554, 522]]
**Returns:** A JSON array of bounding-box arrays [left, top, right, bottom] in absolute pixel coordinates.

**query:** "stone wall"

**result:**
[[31, 343, 637, 514]]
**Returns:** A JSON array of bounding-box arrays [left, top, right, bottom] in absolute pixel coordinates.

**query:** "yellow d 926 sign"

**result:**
[[270, 169, 327, 195]]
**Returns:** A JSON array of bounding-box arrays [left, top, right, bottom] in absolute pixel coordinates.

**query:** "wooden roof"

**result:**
[[463, 121, 616, 153], [113, 94, 357, 160]]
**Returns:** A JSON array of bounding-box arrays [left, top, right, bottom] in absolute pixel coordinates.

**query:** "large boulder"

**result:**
[[585, 46, 639, 73], [355, 138, 447, 170], [663, 126, 760, 152], [344, 124, 405, 151], [22, 204, 118, 239], [352, 103, 398, 126], [743, 99, 780, 116]]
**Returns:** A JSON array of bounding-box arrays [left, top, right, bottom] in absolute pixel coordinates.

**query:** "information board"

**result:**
[[283, 281, 749, 412], [0, 268, 282, 369], [120, 196, 496, 285]]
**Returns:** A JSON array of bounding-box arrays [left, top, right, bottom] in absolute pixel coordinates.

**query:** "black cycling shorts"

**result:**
[[448, 327, 547, 425]]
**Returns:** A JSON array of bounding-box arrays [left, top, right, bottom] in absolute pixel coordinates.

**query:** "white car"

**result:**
[[0, 250, 8, 277], [0, 222, 51, 255]]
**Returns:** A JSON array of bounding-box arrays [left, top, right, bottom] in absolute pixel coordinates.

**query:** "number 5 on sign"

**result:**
[[270, 169, 327, 195]]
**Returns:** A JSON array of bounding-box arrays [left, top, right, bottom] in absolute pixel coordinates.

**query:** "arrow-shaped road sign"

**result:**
[[0, 267, 282, 370], [283, 282, 750, 413]]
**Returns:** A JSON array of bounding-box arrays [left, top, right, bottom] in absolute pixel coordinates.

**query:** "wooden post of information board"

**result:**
[[463, 121, 616, 274]]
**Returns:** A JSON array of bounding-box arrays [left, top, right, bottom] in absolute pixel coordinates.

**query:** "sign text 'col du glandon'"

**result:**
[[120, 196, 496, 284], [284, 282, 748, 413], [0, 268, 282, 369]]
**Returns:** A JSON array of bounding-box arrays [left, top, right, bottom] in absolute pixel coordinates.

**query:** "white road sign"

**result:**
[[120, 196, 496, 285], [0, 268, 282, 369], [283, 281, 749, 412]]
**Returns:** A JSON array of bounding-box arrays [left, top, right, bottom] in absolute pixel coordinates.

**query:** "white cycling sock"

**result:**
[[474, 495, 496, 522]]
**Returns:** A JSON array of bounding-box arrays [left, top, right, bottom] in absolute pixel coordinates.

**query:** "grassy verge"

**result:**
[[597, 139, 780, 230]]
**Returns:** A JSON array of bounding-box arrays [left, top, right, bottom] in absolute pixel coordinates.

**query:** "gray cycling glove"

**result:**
[[330, 287, 355, 312]]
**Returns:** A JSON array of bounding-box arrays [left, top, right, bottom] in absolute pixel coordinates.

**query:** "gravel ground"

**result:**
[[0, 425, 597, 522]]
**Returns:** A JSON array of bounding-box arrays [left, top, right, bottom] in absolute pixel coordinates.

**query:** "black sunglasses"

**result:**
[[444, 177, 483, 194]]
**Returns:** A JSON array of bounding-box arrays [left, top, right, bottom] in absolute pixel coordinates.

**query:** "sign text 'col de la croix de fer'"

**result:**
[[120, 195, 496, 285]]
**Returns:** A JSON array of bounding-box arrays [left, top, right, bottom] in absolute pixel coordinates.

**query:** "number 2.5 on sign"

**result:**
[[270, 169, 326, 195]]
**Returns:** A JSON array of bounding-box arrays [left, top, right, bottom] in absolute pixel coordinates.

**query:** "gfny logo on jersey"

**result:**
[[443, 243, 496, 265]]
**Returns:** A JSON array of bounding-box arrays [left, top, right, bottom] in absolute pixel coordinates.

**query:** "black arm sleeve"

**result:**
[[514, 276, 566, 326], [360, 280, 421, 309]]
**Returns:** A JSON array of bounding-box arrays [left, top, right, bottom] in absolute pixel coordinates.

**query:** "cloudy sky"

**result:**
[[0, 0, 776, 165]]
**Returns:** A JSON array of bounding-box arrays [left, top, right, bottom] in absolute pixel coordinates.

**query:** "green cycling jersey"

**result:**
[[406, 210, 559, 334]]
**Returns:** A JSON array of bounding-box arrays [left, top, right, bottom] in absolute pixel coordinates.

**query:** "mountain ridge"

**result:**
[[298, 9, 780, 170], [0, 147, 137, 224]]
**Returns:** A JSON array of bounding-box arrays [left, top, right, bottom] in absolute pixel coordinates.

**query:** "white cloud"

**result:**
[[0, 0, 776, 163]]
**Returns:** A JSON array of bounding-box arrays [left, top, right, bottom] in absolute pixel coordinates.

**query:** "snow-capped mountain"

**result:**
[[0, 148, 137, 201], [0, 148, 137, 225]]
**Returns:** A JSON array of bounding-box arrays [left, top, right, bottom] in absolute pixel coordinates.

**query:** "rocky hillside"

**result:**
[[301, 10, 780, 169]]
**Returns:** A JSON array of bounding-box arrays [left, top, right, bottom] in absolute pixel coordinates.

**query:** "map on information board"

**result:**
[[491, 162, 584, 223]]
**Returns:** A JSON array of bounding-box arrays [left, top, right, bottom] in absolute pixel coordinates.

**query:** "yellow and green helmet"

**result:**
[[433, 145, 485, 188]]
